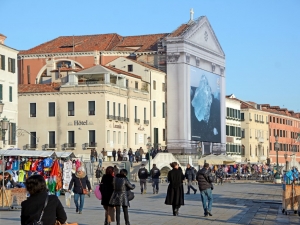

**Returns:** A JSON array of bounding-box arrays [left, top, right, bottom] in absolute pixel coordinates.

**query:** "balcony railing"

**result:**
[[30, 113, 36, 117], [45, 143, 57, 149], [118, 116, 124, 121], [126, 118, 129, 122], [144, 120, 149, 125], [68, 110, 74, 116], [85, 142, 97, 148], [134, 119, 140, 124], [89, 110, 95, 115], [49, 143, 57, 148], [107, 115, 114, 120], [64, 143, 76, 148], [26, 144, 38, 149]]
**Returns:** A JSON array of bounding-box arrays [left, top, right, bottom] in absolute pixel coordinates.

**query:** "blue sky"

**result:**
[[1, 0, 300, 111]]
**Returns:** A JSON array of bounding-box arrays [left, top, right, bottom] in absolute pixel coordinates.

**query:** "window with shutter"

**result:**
[[88, 101, 95, 115], [12, 59, 15, 73], [0, 84, 2, 100], [8, 58, 12, 72], [49, 102, 55, 117], [9, 86, 12, 102], [30, 103, 36, 117], [0, 55, 5, 70], [68, 102, 74, 116]]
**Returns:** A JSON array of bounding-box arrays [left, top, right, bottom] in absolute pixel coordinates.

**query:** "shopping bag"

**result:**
[[65, 192, 71, 208], [55, 221, 78, 225], [108, 206, 115, 222], [94, 184, 102, 200]]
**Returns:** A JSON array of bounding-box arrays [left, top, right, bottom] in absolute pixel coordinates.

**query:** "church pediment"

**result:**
[[184, 17, 225, 57]]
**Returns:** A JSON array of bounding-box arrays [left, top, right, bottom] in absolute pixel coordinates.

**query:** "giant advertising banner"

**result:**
[[190, 66, 221, 143]]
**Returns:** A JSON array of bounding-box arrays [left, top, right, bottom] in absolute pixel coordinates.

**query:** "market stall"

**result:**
[[0, 150, 76, 209]]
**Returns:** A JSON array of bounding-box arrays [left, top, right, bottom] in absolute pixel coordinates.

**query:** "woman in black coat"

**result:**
[[21, 175, 67, 225], [165, 162, 185, 216], [100, 166, 115, 225], [109, 169, 135, 225], [68, 166, 92, 214]]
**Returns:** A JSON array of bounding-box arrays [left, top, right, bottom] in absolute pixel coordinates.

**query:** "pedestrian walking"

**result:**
[[216, 167, 224, 185], [21, 175, 67, 225], [100, 166, 115, 225], [165, 162, 184, 216], [90, 148, 97, 163], [196, 163, 214, 217], [112, 149, 117, 161], [128, 148, 133, 167], [135, 149, 140, 163], [114, 165, 119, 175], [98, 151, 103, 168], [68, 166, 92, 214], [150, 164, 160, 194], [101, 148, 107, 162], [138, 164, 148, 194], [117, 149, 122, 161], [185, 163, 197, 194], [109, 169, 135, 225], [95, 166, 103, 183]]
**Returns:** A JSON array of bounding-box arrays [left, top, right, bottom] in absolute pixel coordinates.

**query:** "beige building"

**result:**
[[18, 64, 155, 158], [225, 95, 242, 162], [0, 34, 18, 149], [106, 57, 166, 149], [240, 101, 269, 163]]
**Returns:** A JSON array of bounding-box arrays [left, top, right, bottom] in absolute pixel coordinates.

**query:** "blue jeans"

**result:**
[[200, 188, 213, 213], [74, 193, 85, 212], [98, 158, 103, 167]]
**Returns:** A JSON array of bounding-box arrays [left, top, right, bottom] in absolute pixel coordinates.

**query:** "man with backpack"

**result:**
[[138, 164, 148, 194], [216, 167, 224, 185], [185, 163, 197, 194], [196, 163, 214, 217], [150, 164, 161, 194]]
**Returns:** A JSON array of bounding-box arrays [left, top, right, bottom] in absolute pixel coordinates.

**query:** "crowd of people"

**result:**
[[90, 147, 169, 169]]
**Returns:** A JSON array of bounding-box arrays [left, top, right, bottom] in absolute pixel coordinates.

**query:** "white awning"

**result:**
[[0, 150, 56, 157]]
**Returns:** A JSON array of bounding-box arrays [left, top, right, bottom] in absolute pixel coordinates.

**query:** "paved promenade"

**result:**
[[1, 182, 300, 225]]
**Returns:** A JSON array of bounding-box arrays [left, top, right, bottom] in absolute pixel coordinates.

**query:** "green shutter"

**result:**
[[0, 84, 2, 100], [9, 86, 12, 102], [12, 59, 15, 73], [1, 55, 5, 70]]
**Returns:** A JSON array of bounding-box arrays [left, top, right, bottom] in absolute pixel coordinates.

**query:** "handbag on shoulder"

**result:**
[[127, 190, 135, 201], [55, 221, 78, 225], [27, 196, 48, 225], [79, 178, 88, 195]]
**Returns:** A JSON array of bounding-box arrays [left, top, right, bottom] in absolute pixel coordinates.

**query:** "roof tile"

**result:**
[[18, 84, 60, 93]]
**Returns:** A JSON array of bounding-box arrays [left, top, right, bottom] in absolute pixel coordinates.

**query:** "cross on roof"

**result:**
[[190, 8, 194, 21]]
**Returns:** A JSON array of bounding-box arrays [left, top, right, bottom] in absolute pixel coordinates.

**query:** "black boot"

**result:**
[[125, 222, 130, 225]]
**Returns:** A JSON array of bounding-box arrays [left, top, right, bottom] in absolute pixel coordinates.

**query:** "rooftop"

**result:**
[[18, 83, 60, 93], [19, 21, 194, 55]]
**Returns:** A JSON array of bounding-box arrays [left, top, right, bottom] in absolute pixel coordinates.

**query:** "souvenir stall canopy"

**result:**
[[0, 150, 57, 158], [56, 152, 76, 158]]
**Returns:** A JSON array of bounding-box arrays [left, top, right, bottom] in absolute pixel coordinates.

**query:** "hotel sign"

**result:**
[[68, 120, 94, 126]]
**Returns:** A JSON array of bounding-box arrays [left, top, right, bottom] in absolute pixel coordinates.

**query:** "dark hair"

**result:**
[[120, 169, 128, 176], [170, 162, 178, 168], [106, 166, 114, 175], [25, 175, 47, 195], [204, 163, 209, 168], [153, 164, 156, 167]]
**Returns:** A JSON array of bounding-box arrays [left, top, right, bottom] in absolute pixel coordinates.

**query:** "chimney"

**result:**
[[0, 34, 7, 45]]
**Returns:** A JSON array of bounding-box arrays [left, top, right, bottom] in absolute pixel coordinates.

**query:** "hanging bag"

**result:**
[[94, 184, 102, 200], [79, 178, 88, 195], [27, 196, 48, 225]]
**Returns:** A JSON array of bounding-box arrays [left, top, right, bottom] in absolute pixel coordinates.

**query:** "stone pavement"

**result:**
[[1, 182, 300, 225]]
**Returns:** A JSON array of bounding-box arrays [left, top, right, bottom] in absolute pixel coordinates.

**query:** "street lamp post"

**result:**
[[274, 135, 281, 183], [146, 137, 151, 172]]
